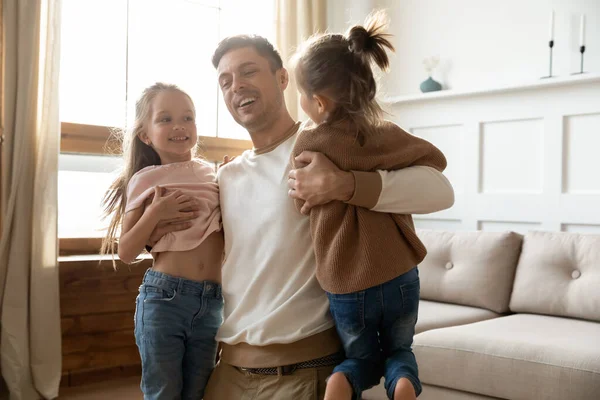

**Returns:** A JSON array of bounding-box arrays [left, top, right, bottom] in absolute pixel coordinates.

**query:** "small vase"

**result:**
[[420, 76, 442, 93]]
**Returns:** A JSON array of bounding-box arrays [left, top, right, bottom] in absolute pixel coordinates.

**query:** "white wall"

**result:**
[[327, 0, 375, 32], [326, 0, 600, 97], [388, 76, 600, 234]]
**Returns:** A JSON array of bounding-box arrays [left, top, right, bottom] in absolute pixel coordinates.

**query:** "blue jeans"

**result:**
[[134, 269, 223, 400], [327, 267, 421, 399]]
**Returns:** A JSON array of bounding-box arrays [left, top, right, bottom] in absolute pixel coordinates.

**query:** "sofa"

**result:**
[[363, 229, 600, 400]]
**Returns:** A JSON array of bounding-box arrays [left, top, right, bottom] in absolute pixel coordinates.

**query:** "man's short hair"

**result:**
[[212, 35, 284, 72]]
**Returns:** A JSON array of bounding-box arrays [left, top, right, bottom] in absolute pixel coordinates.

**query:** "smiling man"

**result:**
[[197, 35, 455, 400]]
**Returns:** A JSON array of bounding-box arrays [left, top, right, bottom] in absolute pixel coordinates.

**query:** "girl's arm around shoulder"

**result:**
[[379, 121, 447, 172], [349, 122, 454, 213]]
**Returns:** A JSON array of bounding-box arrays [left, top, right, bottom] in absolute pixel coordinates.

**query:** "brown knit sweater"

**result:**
[[293, 120, 447, 294]]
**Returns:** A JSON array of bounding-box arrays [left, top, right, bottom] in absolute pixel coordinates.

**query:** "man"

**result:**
[[152, 35, 454, 400]]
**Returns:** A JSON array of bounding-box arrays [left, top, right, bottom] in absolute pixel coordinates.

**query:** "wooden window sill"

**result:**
[[60, 121, 252, 161]]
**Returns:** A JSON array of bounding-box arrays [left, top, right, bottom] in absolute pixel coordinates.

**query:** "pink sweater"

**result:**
[[125, 159, 221, 253]]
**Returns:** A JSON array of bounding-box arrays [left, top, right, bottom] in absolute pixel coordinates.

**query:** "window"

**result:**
[[59, 0, 273, 239], [60, 0, 128, 128], [60, 0, 275, 137], [58, 154, 123, 238]]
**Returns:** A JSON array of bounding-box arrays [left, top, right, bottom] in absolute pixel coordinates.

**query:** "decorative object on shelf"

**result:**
[[572, 14, 586, 75], [542, 10, 555, 79], [420, 56, 442, 93], [385, 73, 600, 105]]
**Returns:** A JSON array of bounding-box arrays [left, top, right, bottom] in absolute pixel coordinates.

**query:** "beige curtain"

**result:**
[[275, 0, 326, 121], [0, 0, 62, 399]]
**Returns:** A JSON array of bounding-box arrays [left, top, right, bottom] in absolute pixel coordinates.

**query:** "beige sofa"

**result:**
[[363, 230, 600, 400]]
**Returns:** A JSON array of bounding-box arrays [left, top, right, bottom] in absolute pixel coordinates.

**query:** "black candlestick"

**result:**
[[572, 45, 586, 75], [542, 40, 554, 79], [541, 40, 554, 79]]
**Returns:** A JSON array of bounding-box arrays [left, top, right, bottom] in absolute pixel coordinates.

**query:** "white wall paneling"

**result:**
[[563, 113, 600, 194], [480, 118, 544, 194], [562, 224, 600, 234], [479, 221, 543, 234], [387, 74, 600, 233], [414, 219, 464, 231]]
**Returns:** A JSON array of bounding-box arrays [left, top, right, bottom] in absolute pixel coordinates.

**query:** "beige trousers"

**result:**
[[204, 361, 334, 400]]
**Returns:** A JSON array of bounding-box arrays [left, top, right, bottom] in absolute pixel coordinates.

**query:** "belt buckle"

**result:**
[[238, 366, 257, 375], [277, 364, 297, 376]]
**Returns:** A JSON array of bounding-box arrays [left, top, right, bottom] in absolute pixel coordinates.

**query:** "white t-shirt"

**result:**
[[216, 132, 454, 346]]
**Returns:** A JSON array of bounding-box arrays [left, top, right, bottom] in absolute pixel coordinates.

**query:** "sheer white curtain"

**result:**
[[0, 0, 62, 398], [275, 0, 326, 121]]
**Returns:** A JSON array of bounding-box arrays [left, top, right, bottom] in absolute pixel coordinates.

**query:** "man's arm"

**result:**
[[288, 152, 454, 214], [356, 167, 455, 214]]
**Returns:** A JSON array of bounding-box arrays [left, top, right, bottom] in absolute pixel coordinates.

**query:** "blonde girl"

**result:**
[[102, 83, 223, 400]]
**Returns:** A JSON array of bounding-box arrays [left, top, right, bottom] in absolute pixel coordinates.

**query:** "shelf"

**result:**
[[383, 72, 600, 105]]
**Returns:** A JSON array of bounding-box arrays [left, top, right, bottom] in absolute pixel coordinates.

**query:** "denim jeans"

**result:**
[[327, 267, 421, 399], [134, 269, 223, 400]]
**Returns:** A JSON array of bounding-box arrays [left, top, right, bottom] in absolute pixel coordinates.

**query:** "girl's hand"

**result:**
[[218, 155, 236, 170], [148, 186, 198, 222]]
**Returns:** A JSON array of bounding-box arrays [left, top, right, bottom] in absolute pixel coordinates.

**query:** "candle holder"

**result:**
[[572, 45, 586, 75], [541, 40, 555, 79]]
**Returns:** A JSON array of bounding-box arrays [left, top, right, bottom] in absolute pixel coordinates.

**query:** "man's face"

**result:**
[[217, 47, 287, 132]]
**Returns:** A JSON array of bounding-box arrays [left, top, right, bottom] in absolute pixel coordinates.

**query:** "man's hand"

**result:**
[[288, 151, 355, 214], [218, 155, 236, 171]]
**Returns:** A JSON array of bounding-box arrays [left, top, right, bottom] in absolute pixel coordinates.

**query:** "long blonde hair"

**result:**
[[101, 82, 196, 258]]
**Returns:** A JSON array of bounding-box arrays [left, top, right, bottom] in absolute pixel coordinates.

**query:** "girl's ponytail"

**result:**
[[347, 11, 394, 71]]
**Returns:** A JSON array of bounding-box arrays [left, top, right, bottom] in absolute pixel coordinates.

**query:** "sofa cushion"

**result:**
[[509, 231, 600, 322], [414, 314, 600, 400], [362, 301, 500, 400], [362, 382, 387, 400], [417, 300, 499, 334], [420, 385, 502, 400], [364, 383, 501, 400], [417, 230, 522, 313]]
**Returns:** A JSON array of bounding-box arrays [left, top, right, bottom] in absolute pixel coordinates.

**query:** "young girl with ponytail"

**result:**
[[292, 12, 448, 400]]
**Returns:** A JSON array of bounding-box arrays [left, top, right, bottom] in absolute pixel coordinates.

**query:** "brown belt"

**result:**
[[221, 328, 342, 369], [238, 352, 344, 376]]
